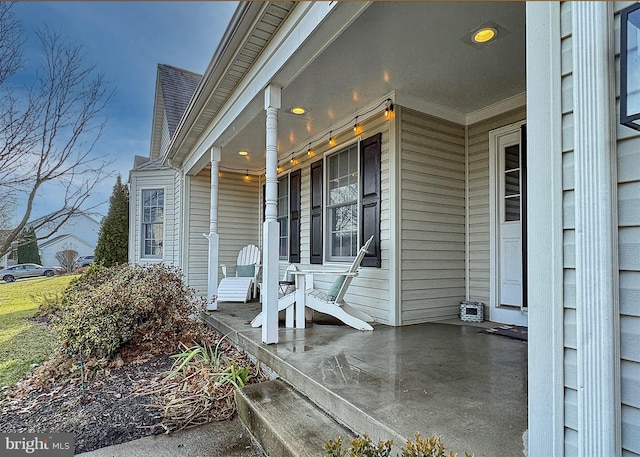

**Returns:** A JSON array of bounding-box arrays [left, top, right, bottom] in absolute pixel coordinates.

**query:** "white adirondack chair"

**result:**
[[251, 236, 375, 330], [217, 244, 261, 303]]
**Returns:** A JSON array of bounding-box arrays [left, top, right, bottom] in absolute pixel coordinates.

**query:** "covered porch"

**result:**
[[203, 303, 528, 457]]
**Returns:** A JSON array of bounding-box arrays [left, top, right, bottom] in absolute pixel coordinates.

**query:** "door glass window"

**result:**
[[503, 144, 520, 222]]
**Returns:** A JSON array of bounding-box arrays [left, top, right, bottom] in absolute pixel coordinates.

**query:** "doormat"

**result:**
[[480, 325, 527, 341]]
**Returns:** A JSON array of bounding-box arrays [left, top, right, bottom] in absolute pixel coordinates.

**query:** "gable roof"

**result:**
[[38, 233, 95, 250], [28, 211, 101, 230], [149, 64, 202, 160]]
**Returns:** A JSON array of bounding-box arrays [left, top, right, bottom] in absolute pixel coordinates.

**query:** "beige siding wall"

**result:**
[[218, 171, 261, 282], [615, 3, 640, 455], [399, 107, 466, 323], [467, 106, 527, 315], [129, 168, 177, 266], [185, 169, 261, 297], [160, 112, 170, 158], [278, 111, 392, 323], [562, 3, 640, 455], [560, 3, 578, 454]]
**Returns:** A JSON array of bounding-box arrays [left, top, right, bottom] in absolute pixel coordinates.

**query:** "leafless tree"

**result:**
[[55, 246, 78, 273], [0, 3, 113, 257]]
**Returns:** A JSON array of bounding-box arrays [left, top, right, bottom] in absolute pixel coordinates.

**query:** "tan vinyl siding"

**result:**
[[560, 3, 577, 451], [561, 4, 640, 455], [399, 108, 466, 323], [184, 169, 261, 297], [129, 169, 177, 266], [185, 171, 210, 295], [467, 106, 527, 315], [218, 171, 261, 282], [279, 111, 391, 323], [160, 112, 171, 158], [615, 3, 640, 455], [171, 171, 181, 265]]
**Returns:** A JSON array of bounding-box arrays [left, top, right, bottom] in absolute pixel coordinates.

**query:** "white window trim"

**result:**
[[140, 186, 166, 260], [324, 138, 361, 263], [277, 173, 290, 260]]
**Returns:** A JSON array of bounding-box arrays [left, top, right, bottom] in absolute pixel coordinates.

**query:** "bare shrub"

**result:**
[[54, 264, 206, 359]]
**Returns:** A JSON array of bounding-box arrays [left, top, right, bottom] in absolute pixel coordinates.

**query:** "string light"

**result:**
[[277, 97, 394, 168], [385, 100, 394, 117]]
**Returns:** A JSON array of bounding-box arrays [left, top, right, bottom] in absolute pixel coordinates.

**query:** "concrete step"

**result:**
[[237, 379, 355, 457], [202, 312, 404, 449]]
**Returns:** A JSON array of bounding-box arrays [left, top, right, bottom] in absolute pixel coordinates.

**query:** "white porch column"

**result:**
[[205, 146, 221, 311], [572, 3, 621, 455], [262, 84, 281, 344]]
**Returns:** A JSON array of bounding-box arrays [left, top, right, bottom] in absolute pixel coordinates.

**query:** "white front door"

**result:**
[[489, 122, 527, 326]]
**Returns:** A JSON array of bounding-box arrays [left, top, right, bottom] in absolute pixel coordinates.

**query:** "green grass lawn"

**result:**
[[0, 275, 77, 390]]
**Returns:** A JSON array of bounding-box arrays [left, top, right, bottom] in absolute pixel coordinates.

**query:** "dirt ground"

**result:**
[[0, 325, 266, 455]]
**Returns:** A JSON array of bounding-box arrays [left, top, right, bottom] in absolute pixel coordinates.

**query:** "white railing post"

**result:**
[[263, 84, 281, 344], [205, 146, 221, 311]]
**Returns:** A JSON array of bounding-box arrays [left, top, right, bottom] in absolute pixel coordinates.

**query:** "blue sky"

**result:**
[[12, 2, 236, 220]]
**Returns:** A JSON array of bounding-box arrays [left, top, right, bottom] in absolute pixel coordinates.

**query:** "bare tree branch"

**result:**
[[0, 5, 114, 257]]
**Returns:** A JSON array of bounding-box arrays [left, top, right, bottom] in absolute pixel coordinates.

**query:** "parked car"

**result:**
[[72, 255, 94, 271], [0, 263, 62, 283]]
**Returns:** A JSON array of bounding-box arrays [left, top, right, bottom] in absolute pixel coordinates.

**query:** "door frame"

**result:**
[[489, 120, 527, 326]]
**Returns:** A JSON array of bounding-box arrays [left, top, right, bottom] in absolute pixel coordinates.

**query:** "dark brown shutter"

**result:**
[[310, 160, 323, 264], [360, 133, 382, 267], [289, 169, 301, 263], [521, 124, 527, 309], [262, 184, 266, 222]]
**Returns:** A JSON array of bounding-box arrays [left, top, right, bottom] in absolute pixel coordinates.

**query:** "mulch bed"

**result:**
[[0, 324, 266, 454]]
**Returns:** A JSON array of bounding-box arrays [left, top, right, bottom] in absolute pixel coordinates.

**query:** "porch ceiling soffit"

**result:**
[[218, 1, 526, 172], [163, 1, 295, 171], [177, 2, 373, 176]]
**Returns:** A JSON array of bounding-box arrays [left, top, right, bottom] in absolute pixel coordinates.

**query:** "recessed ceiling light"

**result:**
[[238, 151, 248, 156], [472, 27, 497, 44], [288, 106, 308, 115], [462, 21, 508, 50]]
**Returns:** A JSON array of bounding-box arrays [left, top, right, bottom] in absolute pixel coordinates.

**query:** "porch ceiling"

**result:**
[[219, 1, 526, 174]]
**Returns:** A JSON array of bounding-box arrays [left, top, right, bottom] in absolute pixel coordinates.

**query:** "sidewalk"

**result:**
[[76, 418, 265, 457]]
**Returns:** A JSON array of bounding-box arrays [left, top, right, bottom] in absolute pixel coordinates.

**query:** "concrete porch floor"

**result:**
[[203, 301, 528, 457]]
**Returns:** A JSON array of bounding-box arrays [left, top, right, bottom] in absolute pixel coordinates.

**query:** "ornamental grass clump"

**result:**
[[54, 263, 206, 360], [324, 433, 473, 457]]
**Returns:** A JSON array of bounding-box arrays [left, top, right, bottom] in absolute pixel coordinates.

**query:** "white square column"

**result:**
[[262, 85, 281, 344]]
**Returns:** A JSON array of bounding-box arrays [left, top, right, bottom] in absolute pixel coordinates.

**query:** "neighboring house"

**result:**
[[0, 229, 16, 267], [38, 234, 95, 268], [32, 212, 100, 266], [129, 3, 639, 456]]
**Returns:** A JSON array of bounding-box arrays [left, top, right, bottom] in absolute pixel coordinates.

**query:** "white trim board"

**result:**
[[526, 3, 565, 456]]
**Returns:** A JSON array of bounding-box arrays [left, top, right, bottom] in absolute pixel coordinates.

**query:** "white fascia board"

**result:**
[[183, 2, 372, 175]]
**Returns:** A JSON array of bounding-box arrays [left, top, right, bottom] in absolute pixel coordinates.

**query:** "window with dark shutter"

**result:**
[[360, 133, 382, 268], [310, 160, 323, 264], [289, 169, 301, 263]]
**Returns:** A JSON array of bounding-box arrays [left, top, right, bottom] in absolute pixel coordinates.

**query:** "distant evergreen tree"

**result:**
[[94, 175, 130, 267], [17, 227, 42, 264]]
